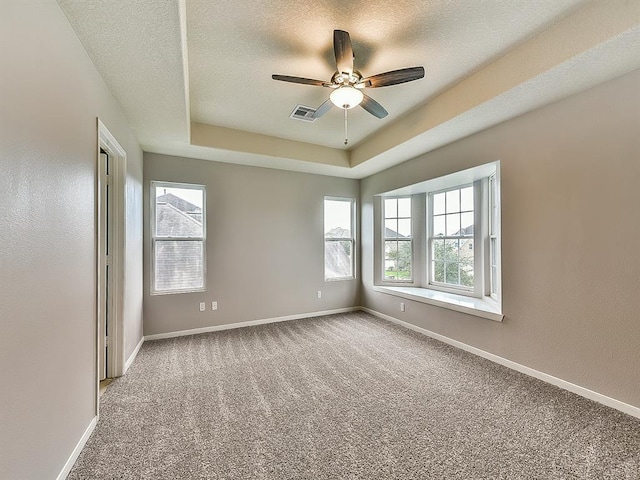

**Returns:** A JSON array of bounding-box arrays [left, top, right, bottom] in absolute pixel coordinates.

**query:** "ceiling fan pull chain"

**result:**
[[344, 108, 348, 145]]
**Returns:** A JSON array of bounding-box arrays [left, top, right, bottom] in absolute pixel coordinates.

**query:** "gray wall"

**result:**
[[361, 68, 640, 408], [0, 2, 144, 478], [143, 154, 360, 335]]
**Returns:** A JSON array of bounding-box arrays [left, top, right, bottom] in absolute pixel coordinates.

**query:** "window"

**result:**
[[429, 185, 474, 290], [324, 197, 355, 280], [489, 173, 499, 298], [384, 197, 412, 281], [374, 162, 502, 320], [151, 182, 206, 294]]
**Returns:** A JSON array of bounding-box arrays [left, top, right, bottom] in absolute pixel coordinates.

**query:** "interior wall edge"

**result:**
[[123, 336, 145, 374], [144, 306, 361, 341]]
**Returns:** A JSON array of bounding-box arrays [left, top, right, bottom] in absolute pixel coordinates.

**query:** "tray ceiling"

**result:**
[[58, 0, 640, 178]]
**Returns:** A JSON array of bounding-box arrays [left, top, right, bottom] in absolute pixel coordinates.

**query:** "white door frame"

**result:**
[[96, 119, 126, 413]]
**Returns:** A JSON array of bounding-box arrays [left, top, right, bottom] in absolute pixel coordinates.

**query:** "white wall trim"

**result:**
[[123, 336, 145, 374], [56, 416, 97, 480], [144, 307, 360, 341], [361, 307, 640, 420]]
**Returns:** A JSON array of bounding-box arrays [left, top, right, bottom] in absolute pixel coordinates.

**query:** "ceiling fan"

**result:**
[[272, 30, 425, 143]]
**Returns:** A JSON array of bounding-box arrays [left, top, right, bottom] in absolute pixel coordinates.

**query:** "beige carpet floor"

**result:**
[[69, 312, 640, 479]]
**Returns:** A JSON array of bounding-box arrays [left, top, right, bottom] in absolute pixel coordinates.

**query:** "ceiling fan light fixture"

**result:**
[[330, 86, 363, 109]]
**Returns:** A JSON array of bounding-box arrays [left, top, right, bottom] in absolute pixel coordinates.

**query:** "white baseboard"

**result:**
[[361, 307, 640, 420], [123, 336, 144, 374], [56, 415, 97, 480], [144, 307, 361, 341]]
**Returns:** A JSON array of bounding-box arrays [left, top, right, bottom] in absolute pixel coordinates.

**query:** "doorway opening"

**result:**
[[97, 119, 126, 413]]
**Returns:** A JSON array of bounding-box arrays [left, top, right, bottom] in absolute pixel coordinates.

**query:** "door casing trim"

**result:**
[[96, 118, 126, 415]]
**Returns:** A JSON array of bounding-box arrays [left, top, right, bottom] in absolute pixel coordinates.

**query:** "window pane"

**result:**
[[397, 218, 411, 237], [325, 240, 352, 278], [490, 238, 497, 294], [446, 263, 460, 284], [446, 213, 460, 236], [397, 240, 412, 280], [445, 239, 459, 262], [433, 215, 445, 237], [384, 240, 398, 258], [384, 240, 398, 280], [461, 261, 474, 287], [461, 186, 474, 211], [384, 198, 397, 218], [490, 237, 497, 262], [433, 193, 445, 215], [491, 266, 498, 293], [156, 187, 203, 237], [433, 261, 444, 283], [461, 212, 474, 235], [384, 240, 411, 281], [460, 242, 474, 287], [466, 239, 474, 251], [490, 174, 498, 236], [398, 197, 411, 217], [385, 219, 398, 238], [491, 205, 498, 236], [446, 189, 460, 213], [154, 240, 204, 292], [324, 199, 352, 237], [432, 239, 445, 262]]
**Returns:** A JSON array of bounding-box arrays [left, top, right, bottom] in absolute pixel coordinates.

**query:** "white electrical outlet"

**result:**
[[400, 302, 405, 312], [199, 302, 206, 312], [317, 290, 322, 299], [212, 301, 218, 311]]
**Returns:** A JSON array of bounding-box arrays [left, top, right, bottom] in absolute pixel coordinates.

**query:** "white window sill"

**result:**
[[372, 285, 504, 322]]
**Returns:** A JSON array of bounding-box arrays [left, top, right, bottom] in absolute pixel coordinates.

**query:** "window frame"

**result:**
[[323, 196, 356, 281], [382, 196, 413, 283], [150, 181, 207, 295]]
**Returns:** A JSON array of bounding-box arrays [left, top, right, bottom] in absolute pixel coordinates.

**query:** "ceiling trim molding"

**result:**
[[191, 123, 350, 168]]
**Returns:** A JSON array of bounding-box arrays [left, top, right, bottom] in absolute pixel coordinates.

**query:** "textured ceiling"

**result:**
[[58, 0, 640, 178]]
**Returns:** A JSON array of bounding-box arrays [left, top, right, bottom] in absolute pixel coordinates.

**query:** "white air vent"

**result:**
[[289, 105, 317, 122]]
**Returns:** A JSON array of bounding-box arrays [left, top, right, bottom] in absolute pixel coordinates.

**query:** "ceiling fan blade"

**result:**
[[361, 66, 425, 88], [334, 30, 354, 75], [312, 98, 333, 119], [360, 93, 388, 119], [272, 74, 328, 87]]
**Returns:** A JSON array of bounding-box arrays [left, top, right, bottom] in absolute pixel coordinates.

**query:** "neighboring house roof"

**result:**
[[433, 225, 474, 237], [325, 227, 351, 239], [157, 193, 201, 214], [384, 227, 408, 238], [156, 203, 203, 237], [456, 224, 474, 236], [157, 193, 203, 224]]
